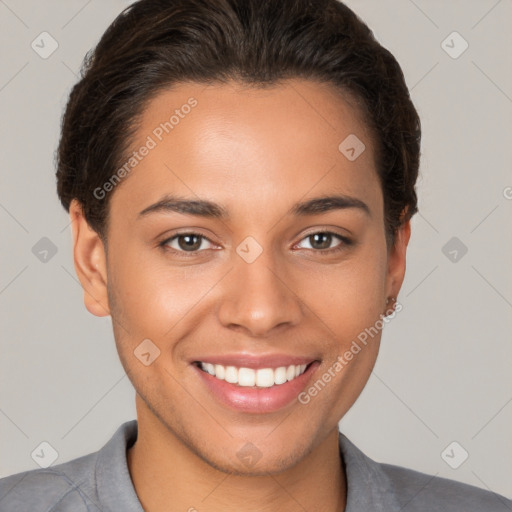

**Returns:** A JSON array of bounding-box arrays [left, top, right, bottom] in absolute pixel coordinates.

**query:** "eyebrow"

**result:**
[[137, 194, 370, 219]]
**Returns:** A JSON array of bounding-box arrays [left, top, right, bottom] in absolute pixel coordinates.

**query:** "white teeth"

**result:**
[[238, 367, 255, 386], [256, 368, 274, 388], [214, 364, 225, 380], [274, 366, 287, 385], [225, 366, 238, 384], [204, 363, 215, 375], [199, 362, 309, 387]]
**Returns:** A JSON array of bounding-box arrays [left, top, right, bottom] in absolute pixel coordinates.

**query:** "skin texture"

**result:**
[[69, 79, 411, 512]]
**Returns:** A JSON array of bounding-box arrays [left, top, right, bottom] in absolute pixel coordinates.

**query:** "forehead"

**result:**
[[109, 79, 381, 223]]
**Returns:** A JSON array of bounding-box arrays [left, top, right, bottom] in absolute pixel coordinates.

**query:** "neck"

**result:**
[[127, 397, 346, 512]]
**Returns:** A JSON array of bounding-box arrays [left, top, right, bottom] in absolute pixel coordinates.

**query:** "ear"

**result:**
[[69, 199, 110, 317], [385, 213, 412, 303]]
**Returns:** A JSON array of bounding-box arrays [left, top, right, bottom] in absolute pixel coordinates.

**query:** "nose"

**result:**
[[217, 248, 303, 337]]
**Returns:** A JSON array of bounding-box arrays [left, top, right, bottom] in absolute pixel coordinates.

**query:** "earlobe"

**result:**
[[69, 199, 110, 317], [385, 216, 411, 304]]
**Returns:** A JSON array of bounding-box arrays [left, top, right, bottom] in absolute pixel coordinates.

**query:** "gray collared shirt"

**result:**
[[0, 420, 510, 511]]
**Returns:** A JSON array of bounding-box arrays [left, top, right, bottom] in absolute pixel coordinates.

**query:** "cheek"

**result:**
[[106, 246, 229, 358], [296, 253, 388, 418], [294, 241, 388, 340]]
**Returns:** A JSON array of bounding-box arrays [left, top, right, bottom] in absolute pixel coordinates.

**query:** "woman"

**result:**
[[1, 0, 510, 510]]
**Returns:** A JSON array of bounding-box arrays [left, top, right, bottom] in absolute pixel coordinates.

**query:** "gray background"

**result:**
[[1, 0, 511, 500]]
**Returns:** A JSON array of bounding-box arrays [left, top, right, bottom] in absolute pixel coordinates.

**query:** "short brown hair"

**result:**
[[56, 0, 421, 245]]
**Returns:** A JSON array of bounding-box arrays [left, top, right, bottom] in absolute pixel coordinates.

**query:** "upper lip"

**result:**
[[192, 353, 318, 369]]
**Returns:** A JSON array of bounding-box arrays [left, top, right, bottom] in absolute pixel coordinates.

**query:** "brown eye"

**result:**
[[177, 234, 202, 251], [162, 233, 214, 253], [297, 231, 344, 251], [308, 233, 333, 250]]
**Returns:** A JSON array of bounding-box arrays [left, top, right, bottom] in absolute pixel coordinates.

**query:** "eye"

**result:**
[[295, 231, 351, 253], [159, 230, 352, 256], [160, 232, 216, 253]]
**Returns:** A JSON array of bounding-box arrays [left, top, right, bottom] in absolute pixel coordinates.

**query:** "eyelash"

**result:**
[[158, 230, 353, 257]]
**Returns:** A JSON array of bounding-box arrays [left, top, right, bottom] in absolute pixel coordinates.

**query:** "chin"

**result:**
[[198, 445, 308, 477]]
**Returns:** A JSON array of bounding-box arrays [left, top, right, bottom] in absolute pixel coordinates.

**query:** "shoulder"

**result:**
[[338, 432, 512, 512], [380, 461, 512, 511], [0, 452, 99, 512], [0, 420, 138, 512]]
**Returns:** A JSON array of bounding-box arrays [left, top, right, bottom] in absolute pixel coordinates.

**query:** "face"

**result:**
[[71, 79, 409, 475]]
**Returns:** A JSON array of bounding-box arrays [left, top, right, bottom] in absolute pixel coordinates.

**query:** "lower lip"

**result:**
[[193, 362, 320, 414]]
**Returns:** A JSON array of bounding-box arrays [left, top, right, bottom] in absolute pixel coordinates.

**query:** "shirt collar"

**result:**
[[339, 431, 402, 511], [96, 420, 144, 512], [96, 420, 401, 511]]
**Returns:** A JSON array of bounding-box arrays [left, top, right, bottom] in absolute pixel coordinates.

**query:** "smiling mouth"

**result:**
[[194, 361, 314, 388]]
